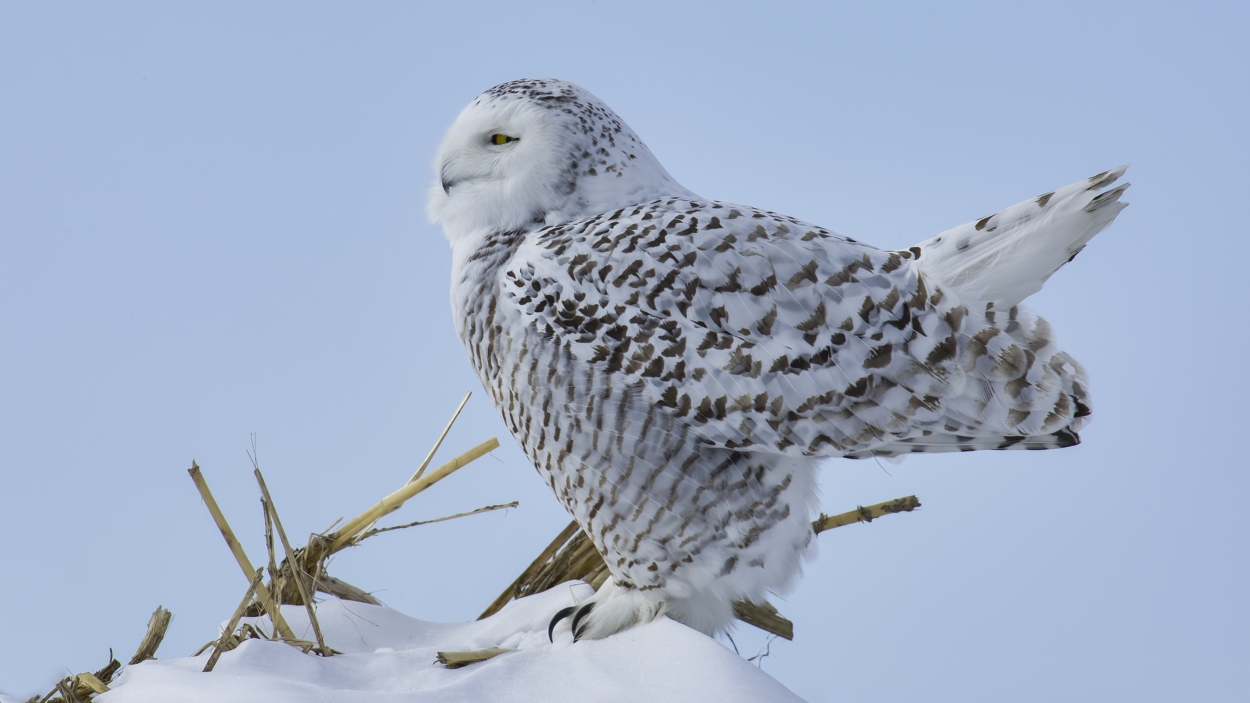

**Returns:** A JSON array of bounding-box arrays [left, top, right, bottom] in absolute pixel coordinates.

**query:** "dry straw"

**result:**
[[183, 394, 509, 674]]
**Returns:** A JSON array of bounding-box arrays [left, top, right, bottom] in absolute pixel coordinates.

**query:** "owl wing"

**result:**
[[503, 198, 1083, 457]]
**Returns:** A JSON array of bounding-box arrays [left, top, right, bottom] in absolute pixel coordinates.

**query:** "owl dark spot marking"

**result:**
[[1086, 170, 1114, 189], [642, 357, 665, 377], [995, 436, 1026, 450], [967, 327, 999, 359], [657, 385, 678, 408], [824, 268, 856, 288], [646, 269, 684, 308], [908, 277, 930, 310], [786, 260, 820, 289], [714, 271, 744, 295], [881, 252, 904, 273], [945, 306, 966, 331], [706, 217, 723, 230], [694, 396, 714, 422], [751, 392, 771, 413], [885, 302, 912, 331], [723, 349, 757, 376], [843, 376, 870, 398], [643, 226, 668, 248], [710, 306, 729, 327], [677, 393, 691, 415], [713, 233, 737, 252], [1054, 428, 1080, 447], [692, 367, 706, 381], [809, 434, 840, 451], [878, 287, 900, 312], [926, 334, 957, 365], [975, 215, 993, 231], [789, 356, 811, 371], [1005, 377, 1029, 399], [660, 337, 686, 357], [610, 260, 643, 288], [795, 300, 828, 332], [660, 359, 686, 382], [858, 296, 876, 323], [863, 344, 893, 369], [755, 306, 778, 336], [749, 274, 777, 296], [588, 495, 606, 520], [697, 332, 720, 352]]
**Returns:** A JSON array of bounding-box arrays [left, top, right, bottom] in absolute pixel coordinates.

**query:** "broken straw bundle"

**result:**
[[185, 392, 522, 670], [28, 606, 172, 703]]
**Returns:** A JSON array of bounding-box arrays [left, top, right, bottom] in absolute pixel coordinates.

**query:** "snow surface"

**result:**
[[96, 582, 803, 702]]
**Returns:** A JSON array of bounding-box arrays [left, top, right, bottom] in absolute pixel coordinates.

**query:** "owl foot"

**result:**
[[547, 580, 666, 642]]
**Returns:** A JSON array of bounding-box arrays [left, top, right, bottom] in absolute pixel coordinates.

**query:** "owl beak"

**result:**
[[440, 163, 461, 194]]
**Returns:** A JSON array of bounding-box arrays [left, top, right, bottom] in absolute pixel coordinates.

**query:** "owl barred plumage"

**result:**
[[430, 79, 1128, 640]]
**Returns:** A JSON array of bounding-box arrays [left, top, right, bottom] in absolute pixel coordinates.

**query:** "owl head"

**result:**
[[428, 79, 693, 244]]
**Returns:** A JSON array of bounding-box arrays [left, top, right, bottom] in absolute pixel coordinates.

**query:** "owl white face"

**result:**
[[428, 96, 569, 240], [428, 79, 695, 245]]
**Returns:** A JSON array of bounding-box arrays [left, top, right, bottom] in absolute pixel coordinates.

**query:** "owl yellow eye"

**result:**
[[490, 134, 518, 145]]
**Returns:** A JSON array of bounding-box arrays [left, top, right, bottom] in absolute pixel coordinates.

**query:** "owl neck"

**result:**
[[449, 227, 529, 332]]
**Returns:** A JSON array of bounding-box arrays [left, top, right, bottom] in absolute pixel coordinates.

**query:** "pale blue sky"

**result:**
[[2, 2, 1247, 701]]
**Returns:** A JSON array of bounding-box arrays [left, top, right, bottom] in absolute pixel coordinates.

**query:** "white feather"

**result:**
[[913, 166, 1130, 308]]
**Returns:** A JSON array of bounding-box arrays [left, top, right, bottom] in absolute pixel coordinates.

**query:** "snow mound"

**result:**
[[99, 582, 802, 702]]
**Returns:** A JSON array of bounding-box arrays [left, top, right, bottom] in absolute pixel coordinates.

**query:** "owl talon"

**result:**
[[570, 602, 595, 642], [547, 606, 576, 642]]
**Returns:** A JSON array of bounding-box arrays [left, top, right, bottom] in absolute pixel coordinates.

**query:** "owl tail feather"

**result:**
[[911, 166, 1129, 308]]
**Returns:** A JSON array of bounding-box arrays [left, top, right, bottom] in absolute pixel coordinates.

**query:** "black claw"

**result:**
[[570, 602, 595, 642], [548, 606, 576, 642]]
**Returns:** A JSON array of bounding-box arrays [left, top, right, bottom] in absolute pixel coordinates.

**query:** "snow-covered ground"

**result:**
[[84, 583, 801, 702]]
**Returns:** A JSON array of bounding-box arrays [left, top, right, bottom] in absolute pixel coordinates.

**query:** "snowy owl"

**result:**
[[429, 79, 1128, 641]]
